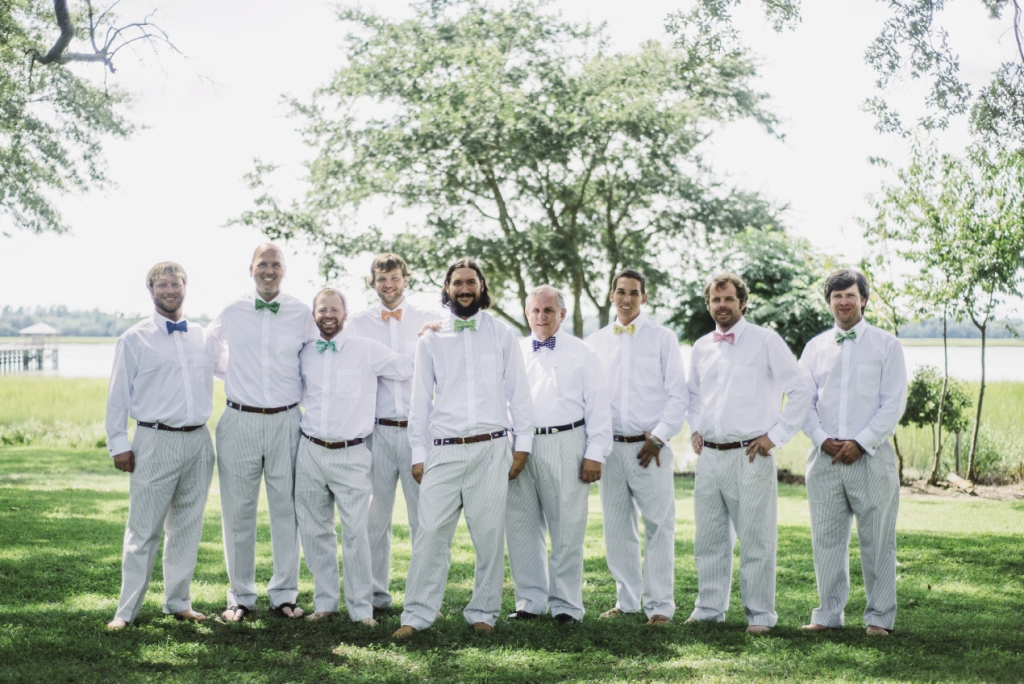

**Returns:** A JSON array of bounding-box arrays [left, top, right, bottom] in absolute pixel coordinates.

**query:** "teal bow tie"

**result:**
[[316, 339, 336, 353], [255, 299, 280, 314], [835, 330, 857, 344], [454, 319, 477, 333]]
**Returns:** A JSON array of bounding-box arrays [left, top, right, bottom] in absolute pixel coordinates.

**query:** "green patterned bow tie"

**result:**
[[316, 339, 336, 353], [835, 330, 857, 344], [255, 299, 281, 314], [454, 319, 477, 333]]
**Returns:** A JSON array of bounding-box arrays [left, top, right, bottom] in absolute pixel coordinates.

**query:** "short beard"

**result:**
[[153, 296, 181, 317], [450, 295, 482, 318]]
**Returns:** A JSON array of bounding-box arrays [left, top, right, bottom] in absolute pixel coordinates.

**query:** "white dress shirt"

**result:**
[[408, 310, 534, 465], [207, 291, 319, 408], [344, 298, 440, 420], [800, 318, 908, 455], [298, 331, 413, 442], [106, 314, 216, 456], [686, 317, 812, 447], [520, 331, 613, 463], [587, 313, 689, 443]]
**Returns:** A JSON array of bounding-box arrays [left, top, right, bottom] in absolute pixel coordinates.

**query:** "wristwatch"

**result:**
[[649, 435, 665, 450]]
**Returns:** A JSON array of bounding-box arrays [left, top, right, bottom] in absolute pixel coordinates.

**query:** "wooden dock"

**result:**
[[0, 346, 58, 372]]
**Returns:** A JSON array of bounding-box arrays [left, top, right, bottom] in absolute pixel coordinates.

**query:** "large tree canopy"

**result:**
[[238, 0, 785, 334]]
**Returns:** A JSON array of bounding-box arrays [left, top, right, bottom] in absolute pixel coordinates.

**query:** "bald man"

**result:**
[[208, 244, 319, 621]]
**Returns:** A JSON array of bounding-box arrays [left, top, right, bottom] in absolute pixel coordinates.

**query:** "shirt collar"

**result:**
[[376, 296, 406, 314], [153, 312, 185, 334], [529, 330, 558, 345], [616, 312, 647, 334], [445, 308, 485, 330], [320, 330, 346, 345], [833, 317, 868, 344], [717, 316, 748, 343]]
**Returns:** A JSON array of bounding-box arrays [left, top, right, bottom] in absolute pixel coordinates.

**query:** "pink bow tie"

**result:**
[[713, 331, 735, 345]]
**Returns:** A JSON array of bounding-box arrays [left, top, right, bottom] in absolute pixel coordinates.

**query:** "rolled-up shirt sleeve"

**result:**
[[106, 337, 135, 457], [408, 335, 435, 466], [854, 340, 908, 455], [764, 334, 813, 448], [503, 329, 534, 454]]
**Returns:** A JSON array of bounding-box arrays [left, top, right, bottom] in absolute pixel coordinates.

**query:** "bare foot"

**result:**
[[360, 617, 378, 628], [393, 625, 417, 639], [277, 603, 304, 619], [866, 625, 891, 636], [472, 622, 493, 633], [599, 607, 625, 619], [305, 611, 338, 621], [106, 618, 128, 631], [221, 605, 250, 622], [801, 623, 839, 632], [174, 609, 206, 623], [647, 614, 672, 626], [745, 625, 771, 634], [684, 617, 699, 624]]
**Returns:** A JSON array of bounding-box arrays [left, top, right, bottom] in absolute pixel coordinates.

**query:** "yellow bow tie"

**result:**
[[381, 309, 403, 322], [613, 323, 636, 336]]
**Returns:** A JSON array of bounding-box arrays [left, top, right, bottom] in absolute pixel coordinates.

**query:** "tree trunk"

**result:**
[[597, 301, 611, 329], [893, 432, 905, 485], [928, 314, 949, 485], [967, 322, 987, 482], [955, 430, 962, 475], [572, 277, 584, 338]]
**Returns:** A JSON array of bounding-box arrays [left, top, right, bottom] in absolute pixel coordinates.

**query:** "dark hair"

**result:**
[[703, 272, 749, 315], [440, 257, 492, 310], [366, 252, 411, 287], [824, 269, 870, 313], [611, 268, 646, 295]]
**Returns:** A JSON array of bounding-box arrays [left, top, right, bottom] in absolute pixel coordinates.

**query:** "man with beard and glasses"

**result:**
[[799, 270, 906, 637], [505, 285, 611, 625], [208, 244, 319, 622], [295, 288, 413, 626], [393, 258, 534, 639], [587, 268, 688, 626], [686, 272, 811, 634], [106, 262, 217, 630], [344, 253, 441, 617]]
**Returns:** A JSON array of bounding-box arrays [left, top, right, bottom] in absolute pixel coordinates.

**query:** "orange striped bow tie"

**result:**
[[381, 309, 403, 322]]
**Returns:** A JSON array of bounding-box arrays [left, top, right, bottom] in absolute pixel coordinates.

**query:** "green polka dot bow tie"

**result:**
[[454, 319, 477, 333], [835, 330, 857, 344], [255, 299, 280, 313], [316, 339, 336, 353]]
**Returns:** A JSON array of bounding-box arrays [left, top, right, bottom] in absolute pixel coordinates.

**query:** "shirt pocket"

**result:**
[[728, 365, 758, 398], [634, 356, 662, 388], [554, 362, 584, 401], [334, 368, 362, 399], [479, 353, 500, 388], [856, 363, 882, 397]]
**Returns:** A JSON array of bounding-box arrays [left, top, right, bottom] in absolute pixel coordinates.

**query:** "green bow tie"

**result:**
[[454, 319, 477, 333], [316, 339, 336, 353], [255, 299, 281, 314], [835, 330, 857, 344]]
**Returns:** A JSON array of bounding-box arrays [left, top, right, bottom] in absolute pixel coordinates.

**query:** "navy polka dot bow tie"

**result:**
[[532, 337, 556, 352]]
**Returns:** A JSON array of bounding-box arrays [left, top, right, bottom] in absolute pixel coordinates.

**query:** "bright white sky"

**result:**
[[3, 0, 1017, 319]]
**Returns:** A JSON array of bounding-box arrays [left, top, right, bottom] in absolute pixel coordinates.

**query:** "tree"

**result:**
[[1, 1, 177, 236], [670, 227, 834, 355], [236, 0, 784, 335], [901, 365, 973, 483]]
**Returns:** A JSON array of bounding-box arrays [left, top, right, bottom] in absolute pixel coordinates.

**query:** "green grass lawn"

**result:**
[[1, 447, 1022, 682]]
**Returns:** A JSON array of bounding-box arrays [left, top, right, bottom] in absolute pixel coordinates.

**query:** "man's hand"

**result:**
[[637, 432, 662, 469], [831, 440, 864, 465], [112, 451, 135, 473], [411, 463, 424, 484], [580, 458, 602, 483], [691, 431, 703, 456], [744, 434, 775, 463], [509, 451, 528, 480], [418, 321, 442, 337], [821, 438, 844, 458]]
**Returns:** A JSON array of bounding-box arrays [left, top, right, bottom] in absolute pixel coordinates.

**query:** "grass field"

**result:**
[[0, 446, 1021, 682]]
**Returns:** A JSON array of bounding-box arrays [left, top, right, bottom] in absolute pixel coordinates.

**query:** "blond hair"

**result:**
[[146, 262, 187, 291], [313, 287, 347, 311]]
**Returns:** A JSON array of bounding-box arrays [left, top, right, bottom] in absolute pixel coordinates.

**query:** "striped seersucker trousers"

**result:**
[[114, 425, 214, 623], [805, 440, 900, 630]]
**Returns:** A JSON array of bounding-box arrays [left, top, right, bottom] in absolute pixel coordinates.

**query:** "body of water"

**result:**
[[5, 341, 1024, 382]]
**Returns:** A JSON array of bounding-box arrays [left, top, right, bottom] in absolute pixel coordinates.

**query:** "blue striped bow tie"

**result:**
[[166, 320, 188, 334], [532, 336, 556, 352]]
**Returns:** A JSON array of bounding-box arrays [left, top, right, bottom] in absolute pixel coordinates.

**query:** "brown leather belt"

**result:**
[[434, 430, 508, 446], [613, 434, 646, 443], [376, 418, 409, 428], [703, 439, 755, 451], [227, 400, 298, 415], [535, 419, 585, 435], [137, 422, 204, 433], [302, 432, 366, 450]]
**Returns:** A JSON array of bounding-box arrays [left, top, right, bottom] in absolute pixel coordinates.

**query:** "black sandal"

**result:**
[[272, 602, 301, 618], [222, 604, 251, 621]]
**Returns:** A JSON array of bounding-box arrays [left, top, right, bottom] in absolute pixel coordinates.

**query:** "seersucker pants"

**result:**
[[690, 446, 778, 627], [805, 440, 900, 630], [216, 405, 301, 610], [114, 425, 215, 623], [295, 438, 374, 620], [598, 440, 676, 620], [366, 423, 421, 610], [400, 438, 512, 631], [506, 428, 591, 620]]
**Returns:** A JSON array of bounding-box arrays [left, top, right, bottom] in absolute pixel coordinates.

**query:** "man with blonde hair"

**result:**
[[106, 262, 216, 629], [208, 244, 318, 621], [686, 272, 812, 633], [345, 253, 440, 615]]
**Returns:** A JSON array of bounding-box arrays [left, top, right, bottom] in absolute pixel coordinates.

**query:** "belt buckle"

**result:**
[[550, 427, 559, 434]]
